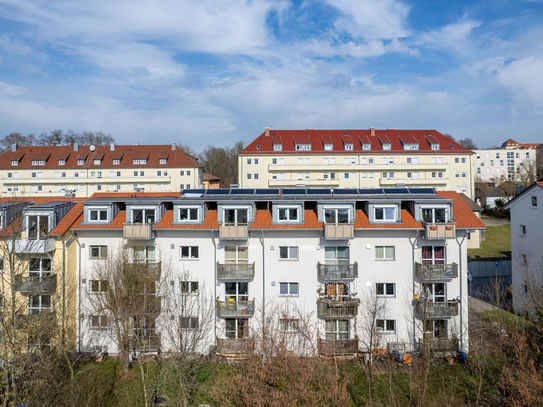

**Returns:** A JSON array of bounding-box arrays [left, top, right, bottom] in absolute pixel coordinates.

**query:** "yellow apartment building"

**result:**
[[238, 128, 475, 198], [0, 143, 203, 198]]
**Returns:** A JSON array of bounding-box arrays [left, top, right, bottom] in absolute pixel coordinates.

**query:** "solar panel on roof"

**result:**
[[255, 189, 280, 195], [358, 188, 384, 194], [205, 189, 230, 195], [230, 189, 255, 195], [333, 189, 359, 195], [183, 189, 205, 195], [306, 189, 331, 195], [281, 189, 306, 195], [384, 188, 409, 194], [408, 188, 435, 194]]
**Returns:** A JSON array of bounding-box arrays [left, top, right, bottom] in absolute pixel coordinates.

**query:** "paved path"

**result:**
[[481, 216, 510, 227], [468, 295, 498, 313]]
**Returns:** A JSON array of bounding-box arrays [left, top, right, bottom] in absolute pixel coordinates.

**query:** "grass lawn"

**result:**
[[479, 308, 533, 330], [468, 224, 511, 260]]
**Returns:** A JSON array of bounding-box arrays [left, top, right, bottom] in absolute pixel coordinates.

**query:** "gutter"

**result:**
[[409, 230, 419, 349]]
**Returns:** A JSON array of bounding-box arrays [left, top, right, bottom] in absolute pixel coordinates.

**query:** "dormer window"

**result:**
[[274, 144, 282, 151], [77, 159, 84, 165], [131, 208, 155, 223], [179, 207, 199, 221], [58, 160, 66, 166], [94, 159, 101, 165], [278, 207, 298, 221], [324, 144, 333, 151], [403, 144, 419, 151], [344, 144, 353, 151], [382, 144, 391, 151], [159, 159, 167, 164], [324, 208, 349, 224], [27, 215, 49, 240], [31, 160, 46, 166], [421, 207, 447, 223], [374, 206, 396, 222], [431, 144, 439, 150], [11, 160, 19, 166], [224, 208, 248, 225], [89, 208, 108, 222], [113, 159, 120, 165], [295, 144, 311, 151]]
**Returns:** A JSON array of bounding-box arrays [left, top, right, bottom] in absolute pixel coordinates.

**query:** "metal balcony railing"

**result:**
[[323, 223, 354, 239], [216, 299, 255, 318], [317, 297, 360, 319], [15, 274, 57, 294], [418, 338, 459, 352], [423, 222, 456, 240], [217, 262, 255, 280], [219, 223, 248, 239], [415, 300, 459, 318], [318, 338, 358, 356], [216, 337, 255, 355], [317, 262, 358, 281], [415, 262, 458, 280], [127, 261, 162, 280], [123, 223, 153, 239], [8, 238, 55, 254]]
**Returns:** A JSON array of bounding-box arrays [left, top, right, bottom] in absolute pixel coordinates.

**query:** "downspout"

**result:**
[[260, 230, 265, 354], [409, 230, 419, 349], [211, 230, 217, 350], [73, 231, 82, 353], [456, 233, 467, 351], [62, 237, 66, 348]]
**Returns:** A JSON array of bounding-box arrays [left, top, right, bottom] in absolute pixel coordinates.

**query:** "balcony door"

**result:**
[[325, 246, 349, 270], [28, 215, 49, 240], [421, 208, 446, 223], [325, 319, 349, 341], [224, 209, 248, 225], [225, 282, 248, 301], [324, 208, 349, 224], [132, 208, 155, 224], [424, 319, 447, 339], [325, 283, 349, 301], [422, 283, 446, 302], [134, 246, 156, 263], [225, 318, 248, 339], [225, 246, 248, 265], [422, 246, 445, 265], [29, 258, 51, 279]]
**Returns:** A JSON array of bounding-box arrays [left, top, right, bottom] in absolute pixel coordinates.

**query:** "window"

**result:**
[[425, 319, 447, 339], [422, 283, 446, 302], [462, 172, 467, 178], [11, 160, 18, 166], [29, 258, 51, 277], [254, 159, 259, 164], [325, 246, 349, 268], [131, 208, 155, 223], [27, 215, 49, 240], [90, 280, 109, 293], [376, 283, 395, 297], [225, 318, 248, 339], [113, 159, 120, 165], [77, 159, 85, 165], [180, 170, 185, 176], [159, 158, 166, 164], [179, 207, 199, 221], [7, 172, 13, 178], [181, 281, 199, 295], [180, 246, 199, 259], [134, 246, 156, 263], [382, 157, 388, 165], [521, 254, 528, 265], [28, 294, 51, 314], [532, 196, 538, 207], [374, 206, 395, 221], [325, 319, 349, 340], [247, 158, 252, 165], [279, 246, 299, 260], [455, 172, 460, 178], [187, 170, 191, 176], [520, 225, 527, 236], [246, 173, 252, 180], [422, 246, 445, 265], [90, 245, 107, 259], [376, 319, 396, 333], [254, 174, 259, 180], [90, 315, 108, 328], [186, 184, 191, 189], [225, 282, 248, 301], [274, 144, 282, 151], [421, 207, 447, 223], [94, 159, 101, 165], [279, 282, 299, 296], [224, 208, 248, 224], [181, 317, 199, 329], [278, 207, 298, 221], [454, 158, 459, 164], [375, 246, 395, 260], [324, 208, 349, 223], [225, 246, 248, 266], [89, 209, 108, 222], [280, 319, 299, 332]]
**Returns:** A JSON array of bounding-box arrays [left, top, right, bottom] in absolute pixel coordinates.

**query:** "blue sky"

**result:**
[[0, 0, 542, 150]]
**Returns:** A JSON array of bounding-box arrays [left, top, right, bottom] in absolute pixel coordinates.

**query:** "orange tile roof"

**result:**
[[49, 201, 84, 236], [252, 208, 322, 229], [353, 209, 422, 229], [154, 209, 220, 230], [0, 144, 201, 170], [436, 191, 485, 229], [90, 192, 180, 198], [70, 210, 127, 230]]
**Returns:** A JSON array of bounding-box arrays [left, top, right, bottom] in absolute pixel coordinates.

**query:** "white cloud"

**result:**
[[414, 19, 482, 56], [497, 57, 543, 110], [0, 81, 24, 95]]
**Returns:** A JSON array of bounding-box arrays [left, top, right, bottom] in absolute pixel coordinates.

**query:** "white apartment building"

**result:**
[[71, 187, 483, 357], [238, 128, 475, 198], [504, 182, 543, 315], [0, 143, 203, 197], [473, 148, 536, 184]]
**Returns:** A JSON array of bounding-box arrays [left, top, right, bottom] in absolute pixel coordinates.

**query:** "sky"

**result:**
[[0, 0, 542, 150]]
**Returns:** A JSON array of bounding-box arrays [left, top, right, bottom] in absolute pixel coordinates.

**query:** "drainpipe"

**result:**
[[62, 237, 66, 348], [409, 230, 419, 349], [260, 231, 265, 354], [211, 230, 217, 350], [456, 233, 467, 351], [73, 231, 82, 353]]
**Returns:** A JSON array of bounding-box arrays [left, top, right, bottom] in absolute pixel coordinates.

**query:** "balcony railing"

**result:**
[[415, 262, 458, 281], [127, 261, 162, 280], [15, 274, 57, 294], [130, 332, 161, 353], [416, 300, 459, 319], [423, 222, 456, 240], [216, 299, 255, 318], [123, 223, 153, 239], [216, 337, 255, 355], [418, 338, 459, 352], [219, 223, 248, 239], [317, 262, 358, 281], [17, 310, 56, 328], [8, 238, 55, 254], [318, 338, 358, 356], [323, 223, 354, 239], [317, 297, 360, 319], [217, 262, 255, 280], [140, 296, 162, 315]]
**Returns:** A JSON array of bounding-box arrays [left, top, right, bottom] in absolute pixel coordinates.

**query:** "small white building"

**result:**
[[504, 182, 543, 315]]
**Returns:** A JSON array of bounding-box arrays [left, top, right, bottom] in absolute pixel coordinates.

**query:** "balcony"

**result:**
[[219, 223, 248, 240], [317, 262, 358, 281], [216, 299, 255, 318], [423, 222, 456, 240], [127, 261, 162, 280], [317, 298, 360, 319], [123, 223, 153, 240], [216, 337, 255, 356], [418, 338, 459, 353], [416, 300, 459, 319], [415, 262, 458, 281], [8, 238, 55, 254], [17, 311, 56, 328], [217, 262, 255, 280], [140, 296, 162, 315], [323, 223, 354, 239], [318, 338, 358, 356], [15, 274, 57, 294], [130, 332, 161, 353]]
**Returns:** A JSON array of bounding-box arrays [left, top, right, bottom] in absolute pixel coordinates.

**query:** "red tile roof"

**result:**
[[0, 144, 201, 170], [154, 209, 220, 230], [436, 191, 485, 229], [239, 129, 470, 155], [354, 209, 421, 229], [252, 208, 322, 229]]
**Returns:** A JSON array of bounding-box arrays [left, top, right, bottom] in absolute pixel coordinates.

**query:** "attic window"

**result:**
[[113, 159, 120, 165], [345, 144, 353, 151], [31, 160, 46, 166], [382, 144, 391, 151], [94, 159, 101, 165], [403, 144, 419, 151], [159, 159, 167, 164], [324, 144, 333, 151], [362, 144, 371, 151], [431, 144, 439, 150], [58, 160, 66, 166], [450, 144, 454, 149], [256, 145, 261, 150], [274, 144, 282, 151], [11, 160, 19, 166], [77, 159, 85, 165], [133, 159, 147, 164], [295, 144, 311, 151]]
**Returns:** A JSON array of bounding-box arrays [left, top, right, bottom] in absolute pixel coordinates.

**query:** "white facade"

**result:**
[[473, 149, 536, 183], [74, 189, 477, 357], [505, 184, 543, 315]]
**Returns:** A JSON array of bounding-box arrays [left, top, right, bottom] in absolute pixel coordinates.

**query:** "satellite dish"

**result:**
[[89, 145, 96, 151]]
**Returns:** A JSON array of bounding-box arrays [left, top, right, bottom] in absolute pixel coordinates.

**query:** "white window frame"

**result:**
[[90, 245, 108, 259], [374, 205, 396, 222], [279, 282, 299, 296], [180, 281, 199, 295], [88, 207, 108, 222], [179, 207, 199, 222], [278, 206, 299, 222], [279, 246, 299, 260], [180, 246, 199, 259], [376, 319, 396, 333], [376, 283, 395, 297], [375, 246, 395, 260]]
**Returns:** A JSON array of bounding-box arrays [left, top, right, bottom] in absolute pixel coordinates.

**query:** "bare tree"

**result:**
[[0, 133, 36, 153]]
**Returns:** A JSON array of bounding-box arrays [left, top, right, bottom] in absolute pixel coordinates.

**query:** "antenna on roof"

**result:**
[[89, 145, 96, 151]]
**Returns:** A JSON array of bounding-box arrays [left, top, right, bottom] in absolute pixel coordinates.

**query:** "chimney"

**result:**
[[74, 143, 79, 151], [172, 142, 176, 151], [11, 143, 16, 152], [387, 128, 394, 130], [265, 127, 270, 137], [306, 128, 314, 131], [370, 127, 375, 136], [110, 143, 115, 151]]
